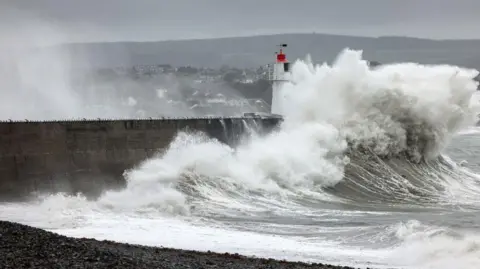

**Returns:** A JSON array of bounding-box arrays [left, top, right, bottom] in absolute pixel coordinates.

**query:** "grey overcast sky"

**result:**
[[2, 0, 480, 45]]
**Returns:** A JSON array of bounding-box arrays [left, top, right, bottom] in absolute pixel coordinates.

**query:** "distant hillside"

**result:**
[[46, 33, 480, 70]]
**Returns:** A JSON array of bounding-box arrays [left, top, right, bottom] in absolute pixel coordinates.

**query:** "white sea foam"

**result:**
[[2, 48, 480, 269], [95, 49, 479, 215], [388, 220, 480, 269]]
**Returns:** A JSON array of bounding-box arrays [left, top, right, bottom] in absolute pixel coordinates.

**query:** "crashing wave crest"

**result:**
[[281, 49, 479, 163], [92, 48, 480, 216]]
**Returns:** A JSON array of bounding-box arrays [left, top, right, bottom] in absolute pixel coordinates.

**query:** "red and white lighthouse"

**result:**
[[268, 44, 290, 115]]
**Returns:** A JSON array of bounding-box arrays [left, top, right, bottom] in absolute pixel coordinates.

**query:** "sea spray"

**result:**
[[3, 48, 480, 269], [102, 49, 479, 215]]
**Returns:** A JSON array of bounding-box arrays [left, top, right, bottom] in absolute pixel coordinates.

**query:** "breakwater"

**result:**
[[0, 116, 281, 201]]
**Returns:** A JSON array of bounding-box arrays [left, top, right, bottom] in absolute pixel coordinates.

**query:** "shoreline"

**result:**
[[0, 220, 374, 269]]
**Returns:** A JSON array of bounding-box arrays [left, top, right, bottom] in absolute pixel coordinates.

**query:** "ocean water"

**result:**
[[2, 49, 480, 269]]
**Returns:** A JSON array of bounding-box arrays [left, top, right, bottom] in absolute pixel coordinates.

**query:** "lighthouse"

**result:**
[[267, 44, 290, 115]]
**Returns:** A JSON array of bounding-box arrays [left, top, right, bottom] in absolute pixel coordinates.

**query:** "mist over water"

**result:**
[[2, 29, 480, 269], [0, 9, 263, 121]]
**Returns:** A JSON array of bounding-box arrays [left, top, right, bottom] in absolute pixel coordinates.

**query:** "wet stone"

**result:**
[[0, 220, 361, 269]]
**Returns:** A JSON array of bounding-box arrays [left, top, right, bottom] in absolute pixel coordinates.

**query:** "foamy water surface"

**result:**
[[2, 49, 480, 269]]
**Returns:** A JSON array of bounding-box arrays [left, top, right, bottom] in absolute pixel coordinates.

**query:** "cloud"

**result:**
[[4, 0, 480, 43]]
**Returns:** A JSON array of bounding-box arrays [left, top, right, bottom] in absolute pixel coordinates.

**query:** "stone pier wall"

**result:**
[[0, 116, 281, 201]]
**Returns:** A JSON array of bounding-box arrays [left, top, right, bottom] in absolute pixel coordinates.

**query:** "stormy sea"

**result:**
[[2, 49, 480, 269]]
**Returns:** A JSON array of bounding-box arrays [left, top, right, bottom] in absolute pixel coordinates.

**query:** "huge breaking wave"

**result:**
[[99, 48, 480, 212], [4, 48, 480, 269]]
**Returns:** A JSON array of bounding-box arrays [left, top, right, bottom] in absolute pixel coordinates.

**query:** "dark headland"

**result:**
[[44, 33, 480, 89], [0, 220, 372, 269], [53, 33, 480, 70]]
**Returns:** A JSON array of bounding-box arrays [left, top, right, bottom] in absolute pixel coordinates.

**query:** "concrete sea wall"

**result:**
[[0, 116, 281, 201]]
